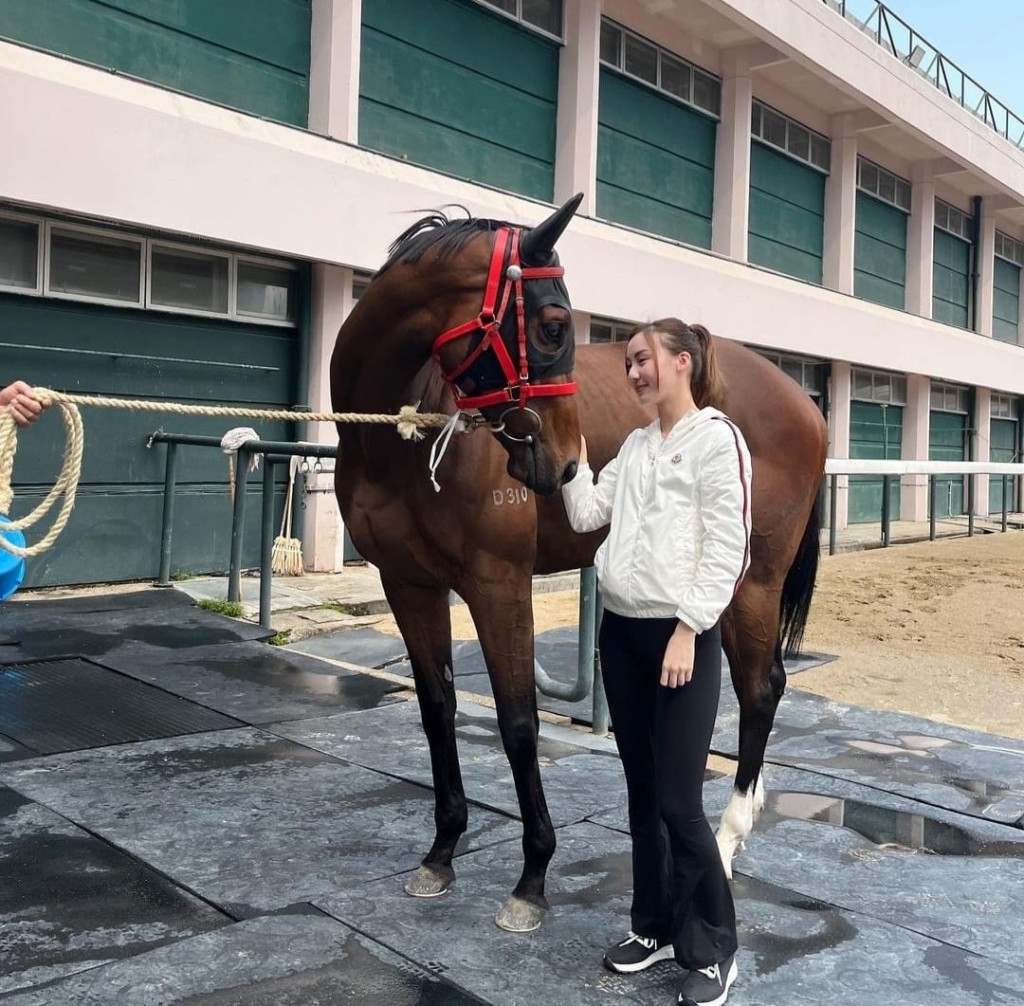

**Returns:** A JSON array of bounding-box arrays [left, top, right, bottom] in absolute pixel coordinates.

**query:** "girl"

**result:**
[[562, 319, 751, 1006]]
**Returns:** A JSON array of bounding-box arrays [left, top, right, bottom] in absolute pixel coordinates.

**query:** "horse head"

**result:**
[[430, 193, 584, 496]]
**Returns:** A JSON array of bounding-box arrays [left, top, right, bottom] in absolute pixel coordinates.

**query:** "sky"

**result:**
[[876, 0, 1024, 118]]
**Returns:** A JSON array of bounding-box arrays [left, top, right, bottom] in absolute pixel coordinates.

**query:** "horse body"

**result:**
[[331, 202, 827, 930]]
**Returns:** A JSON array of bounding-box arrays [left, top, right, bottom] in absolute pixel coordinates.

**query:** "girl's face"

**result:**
[[625, 332, 691, 406]]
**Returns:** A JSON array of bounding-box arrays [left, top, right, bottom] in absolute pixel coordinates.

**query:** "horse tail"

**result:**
[[779, 493, 821, 659]]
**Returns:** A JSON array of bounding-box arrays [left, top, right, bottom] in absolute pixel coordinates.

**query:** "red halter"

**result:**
[[431, 227, 578, 413]]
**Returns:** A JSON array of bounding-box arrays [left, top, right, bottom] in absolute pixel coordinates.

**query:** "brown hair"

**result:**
[[629, 318, 725, 409]]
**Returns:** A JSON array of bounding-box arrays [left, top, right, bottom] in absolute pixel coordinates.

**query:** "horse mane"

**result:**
[[380, 207, 513, 273]]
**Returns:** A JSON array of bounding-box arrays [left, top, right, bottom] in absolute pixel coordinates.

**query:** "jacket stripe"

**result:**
[[712, 416, 751, 597]]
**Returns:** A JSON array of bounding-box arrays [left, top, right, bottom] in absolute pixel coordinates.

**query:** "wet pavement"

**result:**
[[0, 590, 1022, 1003]]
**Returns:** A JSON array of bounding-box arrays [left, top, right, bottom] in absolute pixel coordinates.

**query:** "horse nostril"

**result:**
[[562, 460, 578, 484]]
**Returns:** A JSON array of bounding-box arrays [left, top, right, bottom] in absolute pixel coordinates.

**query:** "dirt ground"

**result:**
[[375, 531, 1024, 740]]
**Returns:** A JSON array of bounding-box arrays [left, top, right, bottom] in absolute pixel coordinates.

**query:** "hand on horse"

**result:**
[[661, 622, 696, 688], [0, 382, 49, 428], [579, 433, 588, 466]]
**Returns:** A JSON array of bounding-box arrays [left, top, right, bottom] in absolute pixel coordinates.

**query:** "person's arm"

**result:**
[[675, 423, 752, 634], [0, 382, 48, 428], [561, 434, 622, 533]]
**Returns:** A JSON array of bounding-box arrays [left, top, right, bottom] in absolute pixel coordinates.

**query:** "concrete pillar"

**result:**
[[309, 0, 362, 143], [901, 373, 931, 521], [554, 0, 601, 215], [712, 66, 753, 260], [823, 117, 857, 295], [906, 168, 936, 318], [828, 360, 851, 530], [303, 263, 352, 571], [976, 207, 996, 337], [973, 387, 991, 516], [573, 309, 592, 344]]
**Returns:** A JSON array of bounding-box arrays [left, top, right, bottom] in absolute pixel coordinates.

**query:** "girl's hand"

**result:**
[[661, 623, 696, 688], [0, 382, 48, 428], [579, 433, 588, 466]]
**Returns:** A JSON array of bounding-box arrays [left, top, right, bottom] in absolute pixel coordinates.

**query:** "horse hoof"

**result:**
[[495, 896, 544, 933], [404, 865, 453, 899]]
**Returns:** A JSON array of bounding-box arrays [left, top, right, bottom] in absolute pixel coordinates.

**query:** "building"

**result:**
[[2, 0, 1022, 585]]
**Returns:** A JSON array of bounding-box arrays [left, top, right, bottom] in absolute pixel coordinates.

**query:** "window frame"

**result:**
[[589, 315, 636, 344], [146, 239, 233, 321], [991, 393, 1017, 419], [44, 220, 146, 310], [473, 0, 563, 42], [856, 156, 911, 213], [233, 252, 300, 327], [851, 367, 907, 405], [0, 210, 45, 297], [751, 100, 831, 174], [995, 230, 1024, 266], [929, 381, 969, 414], [934, 199, 972, 240]]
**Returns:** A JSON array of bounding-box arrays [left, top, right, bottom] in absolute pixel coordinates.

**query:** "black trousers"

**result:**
[[599, 610, 737, 969]]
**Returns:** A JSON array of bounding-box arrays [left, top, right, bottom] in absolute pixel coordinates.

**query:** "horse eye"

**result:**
[[542, 322, 564, 340]]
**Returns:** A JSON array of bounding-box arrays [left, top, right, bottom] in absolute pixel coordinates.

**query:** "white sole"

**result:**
[[678, 958, 738, 1006], [604, 944, 675, 974]]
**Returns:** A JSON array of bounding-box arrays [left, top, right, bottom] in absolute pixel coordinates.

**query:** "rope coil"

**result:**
[[0, 388, 453, 558]]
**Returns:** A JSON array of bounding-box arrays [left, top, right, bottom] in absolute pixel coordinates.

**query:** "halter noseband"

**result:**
[[431, 226, 578, 420]]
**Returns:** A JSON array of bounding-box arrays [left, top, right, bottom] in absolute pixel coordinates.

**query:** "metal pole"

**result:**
[[967, 473, 975, 537], [259, 460, 277, 631], [1003, 474, 1010, 533], [829, 473, 838, 555], [155, 442, 179, 587], [881, 474, 891, 547], [591, 588, 609, 736], [534, 566, 597, 703], [929, 475, 937, 540], [228, 448, 251, 604]]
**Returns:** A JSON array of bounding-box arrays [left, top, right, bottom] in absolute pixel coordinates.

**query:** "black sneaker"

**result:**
[[677, 954, 738, 1005], [603, 931, 675, 973]]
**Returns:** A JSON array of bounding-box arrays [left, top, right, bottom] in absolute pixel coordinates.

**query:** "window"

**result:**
[[756, 350, 825, 397], [589, 316, 635, 344], [857, 157, 911, 212], [930, 382, 969, 413], [150, 244, 229, 314], [935, 199, 972, 240], [352, 271, 373, 303], [476, 0, 562, 38], [47, 226, 143, 305], [0, 214, 41, 292], [600, 19, 720, 118], [991, 394, 1016, 419], [236, 260, 296, 323], [751, 101, 830, 173], [995, 231, 1024, 266], [852, 368, 907, 404]]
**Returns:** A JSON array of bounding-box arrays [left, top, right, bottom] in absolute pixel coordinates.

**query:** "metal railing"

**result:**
[[824, 0, 1024, 150], [823, 458, 1024, 553]]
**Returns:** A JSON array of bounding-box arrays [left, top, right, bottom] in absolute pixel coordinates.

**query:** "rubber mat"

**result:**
[[0, 658, 239, 756]]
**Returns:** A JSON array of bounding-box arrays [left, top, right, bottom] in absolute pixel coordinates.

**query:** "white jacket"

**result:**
[[562, 407, 752, 633]]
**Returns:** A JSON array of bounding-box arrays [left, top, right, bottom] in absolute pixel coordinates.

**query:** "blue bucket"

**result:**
[[0, 515, 26, 601]]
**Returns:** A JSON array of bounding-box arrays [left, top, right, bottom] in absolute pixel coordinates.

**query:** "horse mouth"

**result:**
[[506, 452, 560, 497]]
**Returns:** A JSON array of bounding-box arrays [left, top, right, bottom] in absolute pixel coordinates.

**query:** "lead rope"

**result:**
[[0, 388, 455, 558]]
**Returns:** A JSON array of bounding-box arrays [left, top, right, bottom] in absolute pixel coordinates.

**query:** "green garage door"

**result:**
[[993, 257, 1020, 345], [929, 410, 968, 516], [3, 294, 300, 588], [854, 192, 907, 310], [932, 229, 971, 329], [596, 70, 716, 248], [749, 143, 826, 285], [359, 0, 558, 201], [989, 416, 1019, 514], [849, 400, 902, 523]]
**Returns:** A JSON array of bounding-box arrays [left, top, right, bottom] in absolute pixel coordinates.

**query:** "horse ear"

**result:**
[[520, 193, 584, 264]]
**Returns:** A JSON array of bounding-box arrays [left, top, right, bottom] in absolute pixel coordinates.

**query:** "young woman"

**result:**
[[562, 319, 751, 1006]]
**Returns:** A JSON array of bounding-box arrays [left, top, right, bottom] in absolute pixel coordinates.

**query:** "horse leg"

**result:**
[[716, 585, 786, 879], [462, 575, 555, 933], [380, 575, 467, 899]]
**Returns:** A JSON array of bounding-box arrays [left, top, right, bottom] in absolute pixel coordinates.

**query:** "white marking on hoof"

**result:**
[[494, 895, 544, 933], [715, 787, 756, 880], [404, 865, 452, 898]]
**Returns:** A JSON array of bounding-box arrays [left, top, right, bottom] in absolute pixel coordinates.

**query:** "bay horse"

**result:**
[[331, 195, 828, 933]]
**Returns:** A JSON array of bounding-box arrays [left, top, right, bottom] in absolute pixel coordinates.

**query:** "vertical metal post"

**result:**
[[591, 587, 609, 736], [259, 460, 276, 631], [881, 474, 891, 547], [929, 475, 937, 540], [155, 442, 179, 587], [228, 448, 251, 604], [967, 473, 975, 537], [828, 473, 838, 556], [1003, 474, 1010, 532]]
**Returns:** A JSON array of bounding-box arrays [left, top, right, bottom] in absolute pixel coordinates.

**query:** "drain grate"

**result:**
[[0, 658, 240, 755]]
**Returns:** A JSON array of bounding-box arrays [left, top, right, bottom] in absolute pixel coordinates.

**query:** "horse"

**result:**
[[330, 194, 828, 933]]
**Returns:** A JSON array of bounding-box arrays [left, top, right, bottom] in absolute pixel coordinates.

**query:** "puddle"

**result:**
[[767, 791, 1024, 858]]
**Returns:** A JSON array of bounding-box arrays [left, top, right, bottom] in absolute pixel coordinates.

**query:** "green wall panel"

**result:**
[[988, 417, 1018, 514], [748, 142, 825, 285], [848, 400, 902, 524], [1, 293, 300, 586], [929, 410, 967, 516], [359, 0, 558, 200], [932, 229, 971, 329], [595, 71, 715, 248], [0, 0, 310, 125], [854, 192, 907, 310], [993, 257, 1020, 345]]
